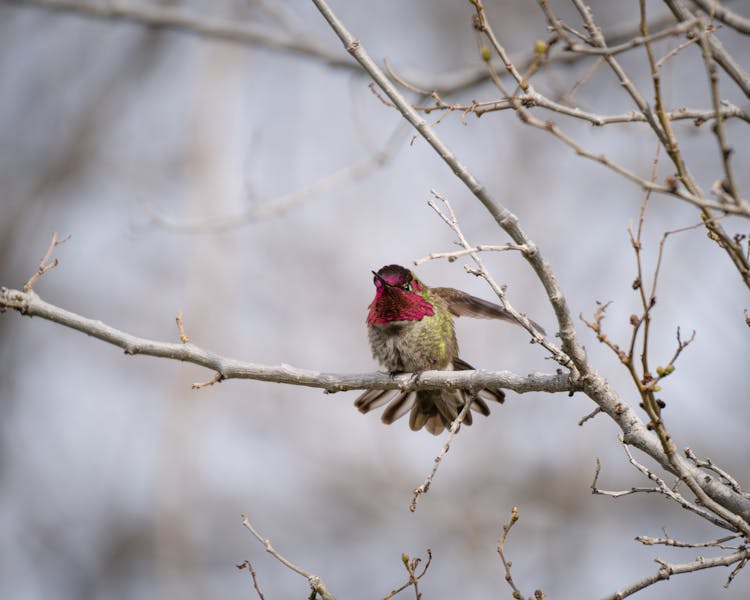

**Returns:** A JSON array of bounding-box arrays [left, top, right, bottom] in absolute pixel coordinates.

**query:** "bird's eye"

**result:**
[[403, 283, 412, 292]]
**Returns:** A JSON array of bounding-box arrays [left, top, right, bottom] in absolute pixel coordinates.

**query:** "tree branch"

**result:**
[[664, 0, 750, 97], [11, 0, 357, 72], [692, 0, 750, 35], [602, 548, 750, 600], [241, 515, 336, 600], [0, 287, 574, 395]]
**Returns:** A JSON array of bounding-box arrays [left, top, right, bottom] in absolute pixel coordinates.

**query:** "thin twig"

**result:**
[[23, 232, 70, 292], [236, 560, 266, 600], [409, 396, 473, 512], [578, 406, 603, 426], [496, 507, 541, 600], [591, 457, 664, 499], [663, 0, 750, 97], [602, 548, 750, 599], [697, 19, 741, 206], [241, 515, 336, 600], [413, 243, 527, 266], [426, 191, 562, 363], [175, 310, 189, 343], [685, 448, 747, 497], [381, 550, 432, 600], [692, 0, 750, 35], [636, 530, 743, 550], [616, 442, 736, 531]]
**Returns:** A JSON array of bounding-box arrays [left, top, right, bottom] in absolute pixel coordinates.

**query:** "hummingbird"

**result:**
[[355, 264, 544, 435]]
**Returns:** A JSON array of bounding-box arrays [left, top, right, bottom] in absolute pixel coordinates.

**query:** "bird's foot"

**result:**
[[408, 371, 423, 387]]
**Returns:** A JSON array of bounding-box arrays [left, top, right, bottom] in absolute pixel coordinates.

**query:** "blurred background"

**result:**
[[1, 0, 749, 598]]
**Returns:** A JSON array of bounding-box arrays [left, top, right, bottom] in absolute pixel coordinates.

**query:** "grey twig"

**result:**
[[685, 448, 748, 498], [381, 550, 432, 600], [241, 515, 335, 600], [413, 243, 528, 266], [425, 191, 568, 368], [692, 0, 750, 35], [665, 0, 750, 96], [236, 561, 266, 600], [601, 548, 750, 599], [496, 507, 542, 600], [23, 232, 70, 292], [636, 530, 743, 550], [615, 442, 736, 531]]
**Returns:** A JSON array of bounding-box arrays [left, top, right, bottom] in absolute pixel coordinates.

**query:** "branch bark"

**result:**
[[0, 287, 573, 395], [602, 548, 750, 600]]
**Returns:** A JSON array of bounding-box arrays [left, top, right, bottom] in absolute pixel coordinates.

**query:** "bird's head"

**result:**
[[367, 264, 435, 325]]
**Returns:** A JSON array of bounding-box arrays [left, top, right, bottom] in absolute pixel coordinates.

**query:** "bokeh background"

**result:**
[[1, 1, 749, 598]]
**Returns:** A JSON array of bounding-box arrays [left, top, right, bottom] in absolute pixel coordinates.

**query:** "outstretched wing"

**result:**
[[432, 287, 546, 335]]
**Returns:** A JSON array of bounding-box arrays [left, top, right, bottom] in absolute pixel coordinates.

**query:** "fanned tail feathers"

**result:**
[[354, 360, 505, 435]]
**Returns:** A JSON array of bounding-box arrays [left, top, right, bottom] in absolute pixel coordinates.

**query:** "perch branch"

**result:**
[[0, 287, 574, 395]]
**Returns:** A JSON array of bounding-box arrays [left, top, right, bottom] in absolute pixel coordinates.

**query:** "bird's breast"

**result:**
[[368, 314, 455, 372]]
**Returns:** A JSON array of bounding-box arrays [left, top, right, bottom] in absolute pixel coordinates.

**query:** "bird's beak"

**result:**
[[372, 270, 390, 287]]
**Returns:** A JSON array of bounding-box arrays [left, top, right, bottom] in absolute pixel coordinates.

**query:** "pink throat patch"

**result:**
[[367, 288, 435, 325]]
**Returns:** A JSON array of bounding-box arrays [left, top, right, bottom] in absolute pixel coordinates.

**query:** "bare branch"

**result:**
[[241, 515, 335, 600], [405, 94, 750, 127], [578, 406, 604, 426], [382, 550, 432, 600], [692, 0, 750, 35], [496, 507, 543, 600], [175, 310, 189, 343], [11, 0, 357, 73], [697, 19, 742, 207], [23, 232, 70, 292], [664, 0, 750, 96], [685, 448, 749, 498], [636, 531, 744, 550], [426, 192, 566, 366], [616, 442, 737, 531], [413, 243, 528, 266], [591, 457, 665, 499], [0, 287, 574, 395], [602, 548, 750, 600]]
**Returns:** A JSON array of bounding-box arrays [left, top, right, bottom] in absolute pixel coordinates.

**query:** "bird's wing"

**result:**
[[432, 287, 546, 335]]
